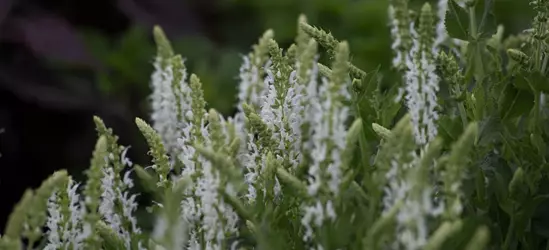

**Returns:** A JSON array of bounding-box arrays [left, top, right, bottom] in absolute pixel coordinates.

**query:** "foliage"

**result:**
[[2, 0, 549, 249]]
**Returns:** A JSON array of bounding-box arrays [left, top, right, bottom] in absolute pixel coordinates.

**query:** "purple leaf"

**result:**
[[0, 0, 14, 26], [116, 0, 203, 37], [6, 11, 100, 68]]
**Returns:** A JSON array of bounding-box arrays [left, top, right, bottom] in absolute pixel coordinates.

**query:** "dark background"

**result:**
[[0, 0, 532, 232]]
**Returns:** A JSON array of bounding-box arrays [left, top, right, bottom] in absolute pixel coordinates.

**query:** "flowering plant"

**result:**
[[2, 0, 549, 249]]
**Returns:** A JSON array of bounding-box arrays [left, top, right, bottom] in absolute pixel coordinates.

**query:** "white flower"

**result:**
[[404, 23, 440, 145], [435, 0, 449, 49], [45, 191, 62, 250], [389, 5, 405, 68], [150, 58, 192, 157]]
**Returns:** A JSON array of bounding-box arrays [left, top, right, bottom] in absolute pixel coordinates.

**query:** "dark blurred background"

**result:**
[[0, 0, 533, 232]]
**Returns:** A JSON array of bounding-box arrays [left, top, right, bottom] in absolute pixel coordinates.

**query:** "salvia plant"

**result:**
[[2, 0, 549, 249]]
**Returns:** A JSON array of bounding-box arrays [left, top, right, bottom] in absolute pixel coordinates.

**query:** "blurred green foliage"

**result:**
[[81, 0, 533, 117]]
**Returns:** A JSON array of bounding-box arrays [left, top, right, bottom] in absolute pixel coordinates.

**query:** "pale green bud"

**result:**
[[208, 109, 226, 152], [507, 49, 530, 67], [296, 14, 311, 57], [4, 189, 33, 239], [135, 118, 171, 189], [189, 74, 207, 139], [153, 26, 174, 69], [170, 55, 187, 123], [317, 63, 332, 78], [372, 123, 392, 140]]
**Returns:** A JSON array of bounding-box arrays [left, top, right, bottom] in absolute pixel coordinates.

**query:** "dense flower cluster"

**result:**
[[2, 0, 549, 249]]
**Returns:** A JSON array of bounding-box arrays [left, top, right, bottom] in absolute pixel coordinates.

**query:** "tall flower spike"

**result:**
[[389, 0, 413, 70], [301, 41, 351, 248], [296, 14, 311, 57], [442, 122, 478, 219], [404, 3, 440, 146], [434, 0, 449, 48], [299, 22, 367, 79], [136, 117, 172, 189], [24, 170, 69, 247], [82, 135, 108, 248], [237, 29, 274, 113], [46, 178, 88, 249], [151, 26, 184, 156], [189, 74, 207, 141]]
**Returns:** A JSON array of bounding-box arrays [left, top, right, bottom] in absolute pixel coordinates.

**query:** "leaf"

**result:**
[[493, 171, 513, 216], [445, 0, 470, 40], [531, 197, 549, 238], [476, 0, 497, 39], [512, 73, 532, 92], [438, 115, 463, 143], [9, 13, 99, 67], [445, 0, 496, 41], [440, 217, 488, 250], [476, 115, 502, 146], [0, 0, 13, 25], [526, 71, 549, 94], [514, 196, 549, 239], [498, 83, 534, 120]]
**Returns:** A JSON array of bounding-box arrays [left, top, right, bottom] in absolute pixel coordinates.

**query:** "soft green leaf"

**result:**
[[445, 0, 470, 40], [476, 0, 497, 39], [498, 83, 535, 120]]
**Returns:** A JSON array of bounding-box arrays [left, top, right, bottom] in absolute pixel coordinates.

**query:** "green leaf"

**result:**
[[438, 115, 463, 143], [531, 198, 549, 238], [445, 0, 470, 40], [512, 73, 532, 92], [493, 171, 513, 216], [513, 195, 549, 239], [476, 0, 497, 39], [476, 115, 502, 147], [498, 83, 535, 120], [526, 70, 549, 94], [440, 217, 489, 250]]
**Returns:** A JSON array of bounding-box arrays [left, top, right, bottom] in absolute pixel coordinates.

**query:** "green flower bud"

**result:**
[[372, 123, 392, 140], [136, 117, 171, 189], [507, 49, 530, 67], [153, 26, 174, 69]]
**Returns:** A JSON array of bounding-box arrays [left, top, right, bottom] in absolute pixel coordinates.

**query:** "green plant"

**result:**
[[2, 0, 549, 249]]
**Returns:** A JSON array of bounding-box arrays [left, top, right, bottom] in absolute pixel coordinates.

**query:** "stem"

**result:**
[[533, 92, 541, 132], [351, 181, 368, 201], [26, 240, 35, 250], [469, 6, 477, 39], [503, 218, 515, 250], [453, 85, 468, 126], [541, 53, 548, 74], [458, 102, 468, 127]]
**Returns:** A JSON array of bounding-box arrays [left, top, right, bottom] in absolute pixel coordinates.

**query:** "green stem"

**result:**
[[458, 102, 468, 126], [351, 181, 368, 201], [533, 92, 541, 132], [469, 6, 477, 39], [26, 240, 35, 250], [541, 53, 548, 74], [453, 85, 468, 126]]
